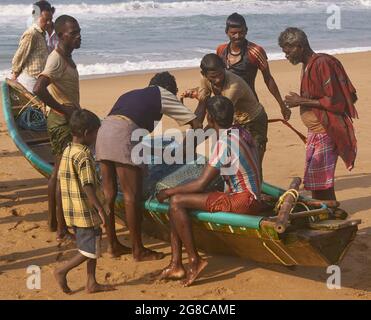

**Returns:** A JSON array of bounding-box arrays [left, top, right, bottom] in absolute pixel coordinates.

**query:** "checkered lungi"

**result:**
[[206, 191, 261, 215], [304, 132, 338, 191]]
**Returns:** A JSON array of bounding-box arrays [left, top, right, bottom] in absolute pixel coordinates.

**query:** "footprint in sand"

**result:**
[[21, 223, 40, 233], [8, 221, 22, 231], [10, 209, 20, 216]]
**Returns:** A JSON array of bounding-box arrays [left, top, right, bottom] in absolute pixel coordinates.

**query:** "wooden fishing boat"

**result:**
[[1, 79, 361, 267]]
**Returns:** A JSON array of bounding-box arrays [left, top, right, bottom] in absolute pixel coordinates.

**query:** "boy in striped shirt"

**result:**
[[156, 96, 262, 287]]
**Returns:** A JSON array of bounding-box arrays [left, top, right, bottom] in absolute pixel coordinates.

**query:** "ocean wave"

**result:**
[[1, 46, 371, 80], [0, 1, 369, 19]]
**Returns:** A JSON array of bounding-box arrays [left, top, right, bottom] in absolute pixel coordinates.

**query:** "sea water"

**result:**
[[0, 0, 371, 79]]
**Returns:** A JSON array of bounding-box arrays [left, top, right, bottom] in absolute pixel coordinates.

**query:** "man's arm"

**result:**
[[261, 66, 291, 120], [156, 165, 219, 202], [33, 75, 76, 117], [194, 100, 207, 125], [12, 33, 33, 79], [83, 184, 107, 227], [284, 92, 322, 109]]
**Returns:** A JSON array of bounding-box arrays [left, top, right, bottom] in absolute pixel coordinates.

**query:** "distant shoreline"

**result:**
[[78, 48, 371, 80], [2, 48, 371, 82]]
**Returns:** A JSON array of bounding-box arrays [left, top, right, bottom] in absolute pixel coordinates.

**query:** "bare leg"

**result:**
[[312, 187, 336, 201], [47, 159, 58, 232], [159, 222, 185, 280], [54, 252, 87, 294], [116, 163, 164, 261], [86, 259, 115, 293], [168, 193, 210, 286], [100, 160, 131, 257]]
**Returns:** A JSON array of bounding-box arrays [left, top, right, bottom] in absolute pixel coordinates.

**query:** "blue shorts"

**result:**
[[73, 226, 102, 259]]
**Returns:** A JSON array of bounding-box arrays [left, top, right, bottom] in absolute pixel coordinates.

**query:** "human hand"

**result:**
[[280, 105, 292, 121], [181, 88, 199, 101], [156, 189, 170, 203], [11, 72, 18, 80], [284, 92, 303, 108]]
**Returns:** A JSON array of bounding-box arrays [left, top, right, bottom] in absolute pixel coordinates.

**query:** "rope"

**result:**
[[295, 201, 318, 222], [268, 118, 307, 144], [15, 95, 40, 120], [17, 106, 47, 132], [274, 189, 300, 214]]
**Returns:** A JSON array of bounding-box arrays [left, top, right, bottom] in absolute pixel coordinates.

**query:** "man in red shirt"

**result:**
[[279, 27, 358, 200], [217, 12, 291, 121]]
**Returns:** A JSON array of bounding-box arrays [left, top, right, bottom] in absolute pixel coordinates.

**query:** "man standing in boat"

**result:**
[[34, 15, 82, 241], [216, 13, 291, 121], [11, 1, 54, 92], [156, 96, 262, 286], [279, 27, 358, 200]]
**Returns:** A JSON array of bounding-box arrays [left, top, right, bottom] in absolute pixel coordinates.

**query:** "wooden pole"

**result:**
[[274, 177, 302, 234]]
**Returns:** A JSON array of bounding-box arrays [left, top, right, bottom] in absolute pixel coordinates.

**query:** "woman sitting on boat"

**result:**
[[156, 95, 262, 286]]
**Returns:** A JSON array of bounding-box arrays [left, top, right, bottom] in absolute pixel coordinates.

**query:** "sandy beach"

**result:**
[[0, 51, 370, 300]]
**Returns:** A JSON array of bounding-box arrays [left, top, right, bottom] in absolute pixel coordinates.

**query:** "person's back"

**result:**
[[59, 143, 101, 228], [209, 124, 261, 200]]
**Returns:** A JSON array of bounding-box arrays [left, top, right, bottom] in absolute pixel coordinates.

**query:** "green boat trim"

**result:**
[[1, 81, 53, 177]]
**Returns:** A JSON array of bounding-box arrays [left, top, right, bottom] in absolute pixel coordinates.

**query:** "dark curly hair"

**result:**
[[206, 96, 234, 128], [69, 109, 101, 137], [149, 71, 178, 95], [200, 53, 225, 74]]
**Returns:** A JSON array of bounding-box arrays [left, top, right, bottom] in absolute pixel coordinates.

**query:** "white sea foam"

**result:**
[[1, 46, 371, 80], [0, 1, 369, 20]]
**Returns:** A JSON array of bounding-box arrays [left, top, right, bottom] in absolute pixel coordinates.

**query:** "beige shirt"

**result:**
[[40, 50, 80, 108], [300, 107, 326, 133], [198, 70, 263, 125], [12, 25, 49, 78], [158, 87, 197, 126]]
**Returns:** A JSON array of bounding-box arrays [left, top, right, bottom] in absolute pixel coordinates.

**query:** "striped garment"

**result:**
[[208, 125, 261, 200], [303, 132, 338, 191], [59, 143, 103, 228], [217, 40, 268, 99]]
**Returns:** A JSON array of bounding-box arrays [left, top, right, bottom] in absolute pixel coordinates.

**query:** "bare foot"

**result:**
[[107, 242, 131, 258], [53, 269, 72, 294], [86, 282, 116, 294], [134, 248, 165, 262], [158, 264, 186, 280], [182, 258, 208, 287]]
